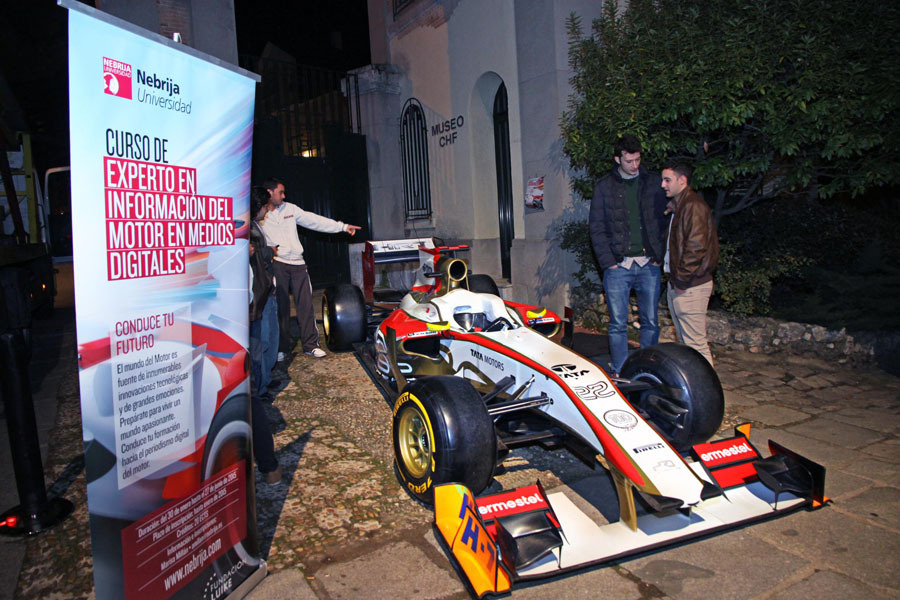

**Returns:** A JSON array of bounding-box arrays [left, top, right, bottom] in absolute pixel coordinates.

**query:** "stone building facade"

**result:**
[[357, 0, 605, 311]]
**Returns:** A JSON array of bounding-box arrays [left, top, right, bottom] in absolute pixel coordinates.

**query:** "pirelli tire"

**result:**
[[467, 274, 500, 296], [392, 376, 496, 504], [620, 343, 724, 453], [322, 284, 367, 351]]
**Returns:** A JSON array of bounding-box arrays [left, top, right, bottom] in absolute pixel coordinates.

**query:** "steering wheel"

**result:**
[[484, 317, 513, 332]]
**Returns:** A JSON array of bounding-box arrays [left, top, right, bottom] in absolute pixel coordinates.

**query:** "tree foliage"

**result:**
[[718, 194, 900, 323], [562, 0, 900, 218]]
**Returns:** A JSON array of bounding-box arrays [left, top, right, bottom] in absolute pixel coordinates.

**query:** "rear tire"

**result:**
[[467, 274, 500, 296], [620, 343, 724, 453], [392, 376, 496, 504], [322, 284, 367, 351]]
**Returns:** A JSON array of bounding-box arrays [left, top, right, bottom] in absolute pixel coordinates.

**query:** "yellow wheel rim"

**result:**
[[322, 302, 331, 338], [397, 405, 432, 479]]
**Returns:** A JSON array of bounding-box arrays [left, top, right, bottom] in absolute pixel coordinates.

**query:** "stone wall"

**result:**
[[592, 294, 900, 374]]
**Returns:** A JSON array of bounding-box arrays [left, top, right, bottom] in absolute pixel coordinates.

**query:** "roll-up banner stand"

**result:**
[[61, 2, 264, 598]]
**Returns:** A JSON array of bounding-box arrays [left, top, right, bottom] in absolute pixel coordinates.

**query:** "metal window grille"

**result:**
[[400, 98, 432, 220], [493, 83, 514, 280], [240, 55, 360, 158]]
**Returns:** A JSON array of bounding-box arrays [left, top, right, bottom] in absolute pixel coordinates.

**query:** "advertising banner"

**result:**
[[524, 176, 544, 211], [64, 3, 263, 598]]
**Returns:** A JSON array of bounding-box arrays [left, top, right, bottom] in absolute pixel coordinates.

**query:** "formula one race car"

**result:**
[[323, 241, 827, 597]]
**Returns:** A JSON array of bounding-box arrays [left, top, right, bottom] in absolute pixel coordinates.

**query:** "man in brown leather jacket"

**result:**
[[661, 162, 719, 366]]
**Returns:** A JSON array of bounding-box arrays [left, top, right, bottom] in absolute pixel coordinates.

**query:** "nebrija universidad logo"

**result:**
[[103, 57, 132, 99]]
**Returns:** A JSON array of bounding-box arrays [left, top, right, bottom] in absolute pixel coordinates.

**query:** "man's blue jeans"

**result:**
[[249, 294, 279, 473], [250, 293, 278, 396], [602, 262, 661, 374]]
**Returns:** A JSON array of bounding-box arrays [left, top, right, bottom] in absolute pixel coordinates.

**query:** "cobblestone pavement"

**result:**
[[3, 315, 899, 600]]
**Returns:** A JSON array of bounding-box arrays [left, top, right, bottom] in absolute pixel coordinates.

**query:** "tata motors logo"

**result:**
[[103, 57, 132, 99], [551, 364, 589, 379]]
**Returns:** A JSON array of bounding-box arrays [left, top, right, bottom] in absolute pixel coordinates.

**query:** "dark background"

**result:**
[[234, 0, 370, 72], [0, 1, 371, 172]]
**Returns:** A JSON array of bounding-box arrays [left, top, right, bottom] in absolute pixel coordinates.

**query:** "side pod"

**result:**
[[434, 484, 512, 598]]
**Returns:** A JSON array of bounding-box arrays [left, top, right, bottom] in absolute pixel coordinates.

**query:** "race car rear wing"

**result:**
[[433, 426, 827, 598], [351, 238, 433, 303], [348, 238, 471, 303]]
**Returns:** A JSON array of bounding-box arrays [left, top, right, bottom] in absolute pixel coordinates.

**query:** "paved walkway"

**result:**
[[2, 308, 898, 599], [1, 308, 76, 600]]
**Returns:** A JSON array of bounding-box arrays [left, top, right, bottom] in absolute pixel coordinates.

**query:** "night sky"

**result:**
[[234, 0, 371, 71], [0, 1, 370, 172], [0, 2, 72, 169]]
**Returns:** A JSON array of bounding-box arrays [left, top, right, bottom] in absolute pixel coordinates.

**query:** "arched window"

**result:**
[[493, 83, 513, 280], [400, 98, 432, 220]]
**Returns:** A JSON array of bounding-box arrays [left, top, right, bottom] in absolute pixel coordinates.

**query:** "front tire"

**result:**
[[620, 343, 724, 453], [392, 376, 496, 503], [322, 284, 367, 351]]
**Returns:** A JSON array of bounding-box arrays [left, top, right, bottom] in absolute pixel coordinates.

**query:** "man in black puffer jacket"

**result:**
[[589, 134, 668, 375], [249, 186, 281, 483]]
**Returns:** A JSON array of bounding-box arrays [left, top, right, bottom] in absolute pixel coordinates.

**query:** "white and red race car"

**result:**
[[323, 241, 827, 597]]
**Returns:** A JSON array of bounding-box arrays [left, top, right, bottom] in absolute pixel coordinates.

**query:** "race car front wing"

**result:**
[[433, 426, 827, 598]]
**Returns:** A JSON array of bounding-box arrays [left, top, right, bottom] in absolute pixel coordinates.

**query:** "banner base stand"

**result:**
[[0, 497, 75, 537], [224, 562, 267, 599]]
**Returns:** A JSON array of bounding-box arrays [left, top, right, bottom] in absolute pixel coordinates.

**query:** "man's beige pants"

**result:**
[[667, 280, 714, 367]]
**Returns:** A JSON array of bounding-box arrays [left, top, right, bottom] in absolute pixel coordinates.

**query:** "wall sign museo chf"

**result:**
[[432, 114, 465, 147], [63, 2, 264, 599]]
